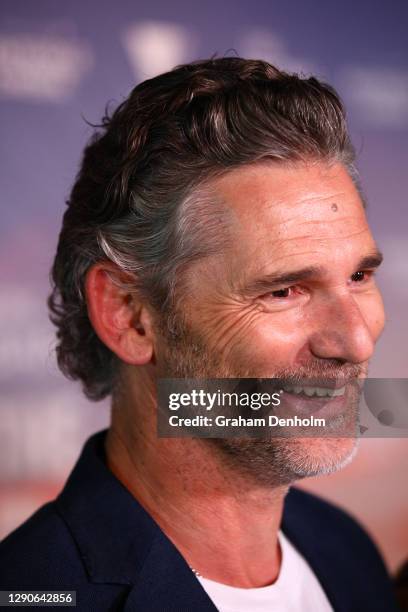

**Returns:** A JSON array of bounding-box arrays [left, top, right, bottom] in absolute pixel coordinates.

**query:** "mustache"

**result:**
[[264, 360, 367, 382]]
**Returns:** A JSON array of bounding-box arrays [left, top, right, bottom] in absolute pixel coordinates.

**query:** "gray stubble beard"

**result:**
[[156, 309, 361, 488]]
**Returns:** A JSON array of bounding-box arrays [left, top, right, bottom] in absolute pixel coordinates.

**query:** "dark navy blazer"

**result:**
[[0, 430, 399, 611]]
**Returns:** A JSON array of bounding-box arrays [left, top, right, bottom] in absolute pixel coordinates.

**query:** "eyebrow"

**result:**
[[237, 250, 384, 298]]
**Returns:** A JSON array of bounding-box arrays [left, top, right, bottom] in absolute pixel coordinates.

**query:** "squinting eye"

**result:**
[[351, 270, 369, 282], [270, 287, 291, 298]]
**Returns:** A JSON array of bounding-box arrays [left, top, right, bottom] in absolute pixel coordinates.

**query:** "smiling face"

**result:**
[[155, 160, 385, 485]]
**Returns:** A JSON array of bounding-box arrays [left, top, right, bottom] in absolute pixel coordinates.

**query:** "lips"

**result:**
[[274, 379, 363, 426]]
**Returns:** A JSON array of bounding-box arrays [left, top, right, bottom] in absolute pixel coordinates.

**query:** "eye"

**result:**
[[258, 284, 309, 310], [350, 270, 373, 283], [267, 286, 301, 299], [270, 287, 291, 298]]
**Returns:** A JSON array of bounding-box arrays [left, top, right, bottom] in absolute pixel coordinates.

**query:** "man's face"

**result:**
[[155, 161, 385, 485]]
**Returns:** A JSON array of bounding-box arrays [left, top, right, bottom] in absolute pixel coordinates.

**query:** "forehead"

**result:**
[[211, 161, 374, 273]]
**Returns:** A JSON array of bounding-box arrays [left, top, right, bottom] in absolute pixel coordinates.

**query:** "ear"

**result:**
[[85, 262, 155, 366]]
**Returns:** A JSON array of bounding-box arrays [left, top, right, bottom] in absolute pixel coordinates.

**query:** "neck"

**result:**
[[105, 372, 289, 588]]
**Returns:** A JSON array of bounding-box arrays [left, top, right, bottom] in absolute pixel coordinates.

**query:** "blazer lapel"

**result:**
[[123, 530, 217, 611]]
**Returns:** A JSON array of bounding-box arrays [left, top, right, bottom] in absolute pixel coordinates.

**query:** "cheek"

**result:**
[[230, 309, 309, 372], [355, 289, 385, 339], [199, 302, 304, 370], [195, 303, 264, 362]]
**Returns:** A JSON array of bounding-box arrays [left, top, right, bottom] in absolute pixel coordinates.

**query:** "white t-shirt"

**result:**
[[196, 530, 333, 612]]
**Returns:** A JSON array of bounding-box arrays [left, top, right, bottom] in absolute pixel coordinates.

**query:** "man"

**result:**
[[0, 58, 399, 611]]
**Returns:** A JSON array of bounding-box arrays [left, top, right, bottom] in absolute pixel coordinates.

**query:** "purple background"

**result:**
[[0, 0, 407, 570]]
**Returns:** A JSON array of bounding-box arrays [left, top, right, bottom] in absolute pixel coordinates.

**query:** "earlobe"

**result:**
[[85, 262, 154, 366]]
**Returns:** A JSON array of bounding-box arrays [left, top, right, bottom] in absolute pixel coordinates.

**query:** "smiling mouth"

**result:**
[[280, 384, 346, 398]]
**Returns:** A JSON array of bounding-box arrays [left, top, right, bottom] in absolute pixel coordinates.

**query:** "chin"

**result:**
[[287, 436, 360, 479], [210, 435, 359, 488]]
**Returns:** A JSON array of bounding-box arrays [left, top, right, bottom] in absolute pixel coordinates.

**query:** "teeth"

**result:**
[[282, 385, 346, 398]]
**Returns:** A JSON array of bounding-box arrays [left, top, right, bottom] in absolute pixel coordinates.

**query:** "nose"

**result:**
[[308, 293, 376, 365]]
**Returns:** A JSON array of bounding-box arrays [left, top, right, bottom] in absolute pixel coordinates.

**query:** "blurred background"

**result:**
[[0, 0, 407, 574]]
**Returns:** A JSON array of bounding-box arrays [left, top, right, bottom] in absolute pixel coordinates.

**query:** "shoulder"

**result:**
[[0, 501, 86, 588], [285, 486, 382, 552], [283, 487, 399, 611], [0, 501, 127, 609]]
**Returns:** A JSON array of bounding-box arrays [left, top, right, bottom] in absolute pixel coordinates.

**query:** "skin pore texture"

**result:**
[[88, 161, 385, 588]]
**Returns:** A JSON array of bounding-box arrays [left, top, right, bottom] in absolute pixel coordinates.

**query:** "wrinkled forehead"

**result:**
[[211, 161, 373, 272]]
